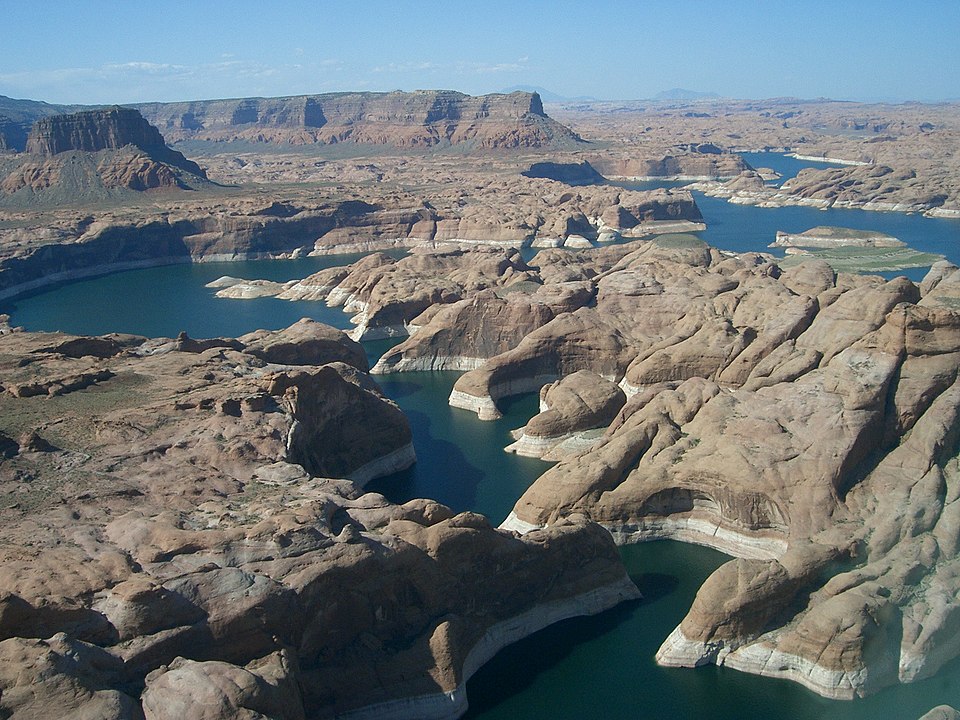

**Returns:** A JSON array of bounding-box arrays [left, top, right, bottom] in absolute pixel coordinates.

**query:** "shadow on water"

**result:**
[[463, 598, 645, 718], [374, 379, 422, 400], [366, 370, 550, 521], [630, 572, 680, 604], [462, 571, 677, 717], [366, 405, 484, 511], [462, 541, 730, 720]]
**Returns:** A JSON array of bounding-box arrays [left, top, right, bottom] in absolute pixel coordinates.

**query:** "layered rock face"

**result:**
[[29, 106, 165, 155], [0, 107, 207, 200], [0, 94, 82, 152], [136, 90, 584, 149], [0, 184, 702, 298], [26, 106, 206, 176], [0, 319, 638, 719]]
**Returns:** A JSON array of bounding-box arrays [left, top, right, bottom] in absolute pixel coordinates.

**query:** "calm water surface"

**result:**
[[4, 157, 960, 718]]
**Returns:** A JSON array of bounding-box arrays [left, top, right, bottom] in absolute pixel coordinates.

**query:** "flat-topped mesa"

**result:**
[[772, 226, 905, 249], [0, 107, 209, 200], [135, 90, 583, 148], [25, 106, 206, 177], [27, 106, 167, 155]]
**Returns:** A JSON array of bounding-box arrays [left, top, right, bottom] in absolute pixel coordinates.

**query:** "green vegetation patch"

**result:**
[[802, 226, 893, 240], [495, 280, 543, 297], [653, 233, 708, 249], [778, 245, 944, 273]]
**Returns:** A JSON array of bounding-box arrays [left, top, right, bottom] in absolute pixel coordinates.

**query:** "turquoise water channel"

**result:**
[[3, 156, 960, 717]]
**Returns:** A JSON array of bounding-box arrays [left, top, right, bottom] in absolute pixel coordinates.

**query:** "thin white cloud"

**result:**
[[453, 59, 527, 74], [371, 61, 440, 74], [102, 62, 187, 73], [0, 57, 349, 104], [370, 58, 527, 76]]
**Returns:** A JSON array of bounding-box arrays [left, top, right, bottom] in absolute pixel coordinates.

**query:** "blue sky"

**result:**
[[3, 1, 958, 104]]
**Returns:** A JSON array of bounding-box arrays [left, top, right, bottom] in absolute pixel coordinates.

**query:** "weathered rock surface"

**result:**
[[920, 262, 960, 311], [279, 247, 540, 341], [372, 288, 562, 373], [239, 318, 368, 370], [693, 163, 958, 217], [449, 235, 732, 418], [920, 707, 960, 720], [453, 241, 960, 700], [0, 321, 638, 719], [0, 182, 702, 300], [260, 231, 960, 701], [506, 370, 626, 460]]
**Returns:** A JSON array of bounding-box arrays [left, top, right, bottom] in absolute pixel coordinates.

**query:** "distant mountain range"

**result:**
[[500, 85, 722, 103], [651, 88, 721, 101], [499, 85, 599, 103]]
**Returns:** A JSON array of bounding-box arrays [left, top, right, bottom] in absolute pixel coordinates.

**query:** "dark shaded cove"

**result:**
[[365, 371, 550, 523], [464, 540, 960, 720]]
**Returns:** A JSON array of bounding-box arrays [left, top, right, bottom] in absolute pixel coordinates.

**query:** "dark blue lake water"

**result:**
[[740, 151, 850, 183], [3, 156, 960, 718]]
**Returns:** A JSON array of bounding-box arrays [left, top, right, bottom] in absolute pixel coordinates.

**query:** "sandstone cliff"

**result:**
[[0, 107, 208, 202], [136, 90, 584, 149], [0, 320, 638, 719], [26, 106, 206, 176], [0, 94, 81, 152]]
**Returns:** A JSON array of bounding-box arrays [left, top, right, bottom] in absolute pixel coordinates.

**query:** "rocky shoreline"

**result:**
[[0, 319, 639, 719], [231, 236, 960, 701], [690, 163, 960, 217], [336, 576, 639, 720], [3, 91, 960, 715]]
